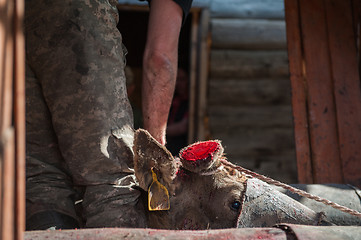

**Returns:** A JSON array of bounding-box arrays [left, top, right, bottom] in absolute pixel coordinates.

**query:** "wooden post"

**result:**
[[325, 0, 361, 187], [300, 0, 343, 183], [0, 0, 25, 239], [196, 9, 210, 141], [14, 0, 26, 238], [351, 0, 361, 74], [284, 0, 313, 183], [1, 0, 16, 239], [188, 10, 200, 143]]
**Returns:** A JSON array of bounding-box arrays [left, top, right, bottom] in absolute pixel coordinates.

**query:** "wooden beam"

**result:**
[[14, 0, 25, 238], [352, 0, 361, 76], [187, 11, 200, 143], [211, 19, 287, 50], [210, 50, 289, 79], [1, 0, 16, 238], [0, 0, 6, 232], [1, 129, 15, 240], [209, 78, 292, 106], [1, 0, 25, 238], [210, 0, 286, 20], [325, 0, 361, 187], [196, 9, 210, 141], [209, 105, 293, 128], [211, 128, 296, 165], [299, 0, 343, 183], [284, 0, 313, 183]]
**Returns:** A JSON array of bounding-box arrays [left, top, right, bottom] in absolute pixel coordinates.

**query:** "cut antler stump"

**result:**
[[179, 140, 223, 173]]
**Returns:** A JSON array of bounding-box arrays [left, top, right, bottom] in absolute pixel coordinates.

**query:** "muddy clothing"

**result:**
[[25, 0, 145, 228], [238, 179, 331, 227]]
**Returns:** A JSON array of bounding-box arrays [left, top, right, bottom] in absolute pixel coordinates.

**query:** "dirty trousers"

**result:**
[[25, 0, 146, 228]]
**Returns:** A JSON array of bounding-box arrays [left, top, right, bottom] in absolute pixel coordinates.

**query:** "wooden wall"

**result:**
[[206, 0, 297, 183], [285, 0, 361, 187]]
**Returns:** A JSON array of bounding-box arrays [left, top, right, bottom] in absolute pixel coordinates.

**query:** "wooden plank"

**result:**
[[325, 0, 361, 188], [1, 0, 13, 134], [211, 126, 297, 183], [117, 4, 149, 12], [0, 0, 6, 130], [0, 0, 6, 234], [209, 105, 293, 128], [196, 9, 210, 141], [209, 78, 292, 106], [255, 156, 298, 183], [352, 0, 361, 75], [210, 50, 289, 79], [226, 151, 297, 172], [211, 128, 296, 155], [187, 11, 199, 143], [209, 0, 285, 19], [284, 0, 313, 183], [1, 128, 15, 240], [211, 19, 287, 50], [14, 0, 25, 238], [2, 0, 15, 238], [299, 0, 343, 183]]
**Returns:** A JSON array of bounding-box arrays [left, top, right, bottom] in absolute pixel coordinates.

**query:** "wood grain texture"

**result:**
[[209, 105, 293, 128], [209, 0, 285, 19], [210, 50, 289, 78], [209, 78, 292, 106], [299, 0, 343, 183], [284, 0, 313, 183], [211, 19, 287, 50], [325, 0, 361, 187], [14, 0, 25, 238], [1, 1, 15, 239]]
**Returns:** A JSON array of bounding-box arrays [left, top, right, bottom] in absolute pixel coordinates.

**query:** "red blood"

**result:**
[[181, 141, 220, 162]]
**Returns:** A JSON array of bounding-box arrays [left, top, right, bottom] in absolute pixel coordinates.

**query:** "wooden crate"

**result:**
[[285, 0, 361, 187]]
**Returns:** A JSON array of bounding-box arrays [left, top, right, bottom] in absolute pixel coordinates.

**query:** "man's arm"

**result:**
[[142, 0, 183, 145]]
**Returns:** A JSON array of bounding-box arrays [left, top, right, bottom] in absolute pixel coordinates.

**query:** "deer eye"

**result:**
[[231, 201, 241, 211]]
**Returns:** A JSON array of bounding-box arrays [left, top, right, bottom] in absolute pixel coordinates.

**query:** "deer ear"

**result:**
[[179, 140, 223, 173], [133, 129, 176, 192]]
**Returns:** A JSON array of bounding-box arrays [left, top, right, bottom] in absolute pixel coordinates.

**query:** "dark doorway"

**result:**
[[117, 6, 193, 154], [117, 5, 210, 150]]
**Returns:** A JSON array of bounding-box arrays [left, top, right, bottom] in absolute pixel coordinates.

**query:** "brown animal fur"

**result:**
[[133, 129, 247, 229], [133, 129, 331, 229]]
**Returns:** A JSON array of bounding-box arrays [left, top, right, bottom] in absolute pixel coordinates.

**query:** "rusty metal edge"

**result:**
[[25, 227, 286, 240], [276, 224, 361, 240], [25, 225, 361, 240]]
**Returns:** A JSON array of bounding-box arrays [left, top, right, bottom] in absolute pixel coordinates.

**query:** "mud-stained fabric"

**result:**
[[237, 178, 328, 228], [25, 0, 146, 228]]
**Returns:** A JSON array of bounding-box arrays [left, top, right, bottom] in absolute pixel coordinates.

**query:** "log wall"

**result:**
[[206, 0, 297, 183]]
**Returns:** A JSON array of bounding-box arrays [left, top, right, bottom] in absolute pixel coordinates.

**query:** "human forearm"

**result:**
[[142, 0, 183, 145], [142, 51, 177, 145]]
